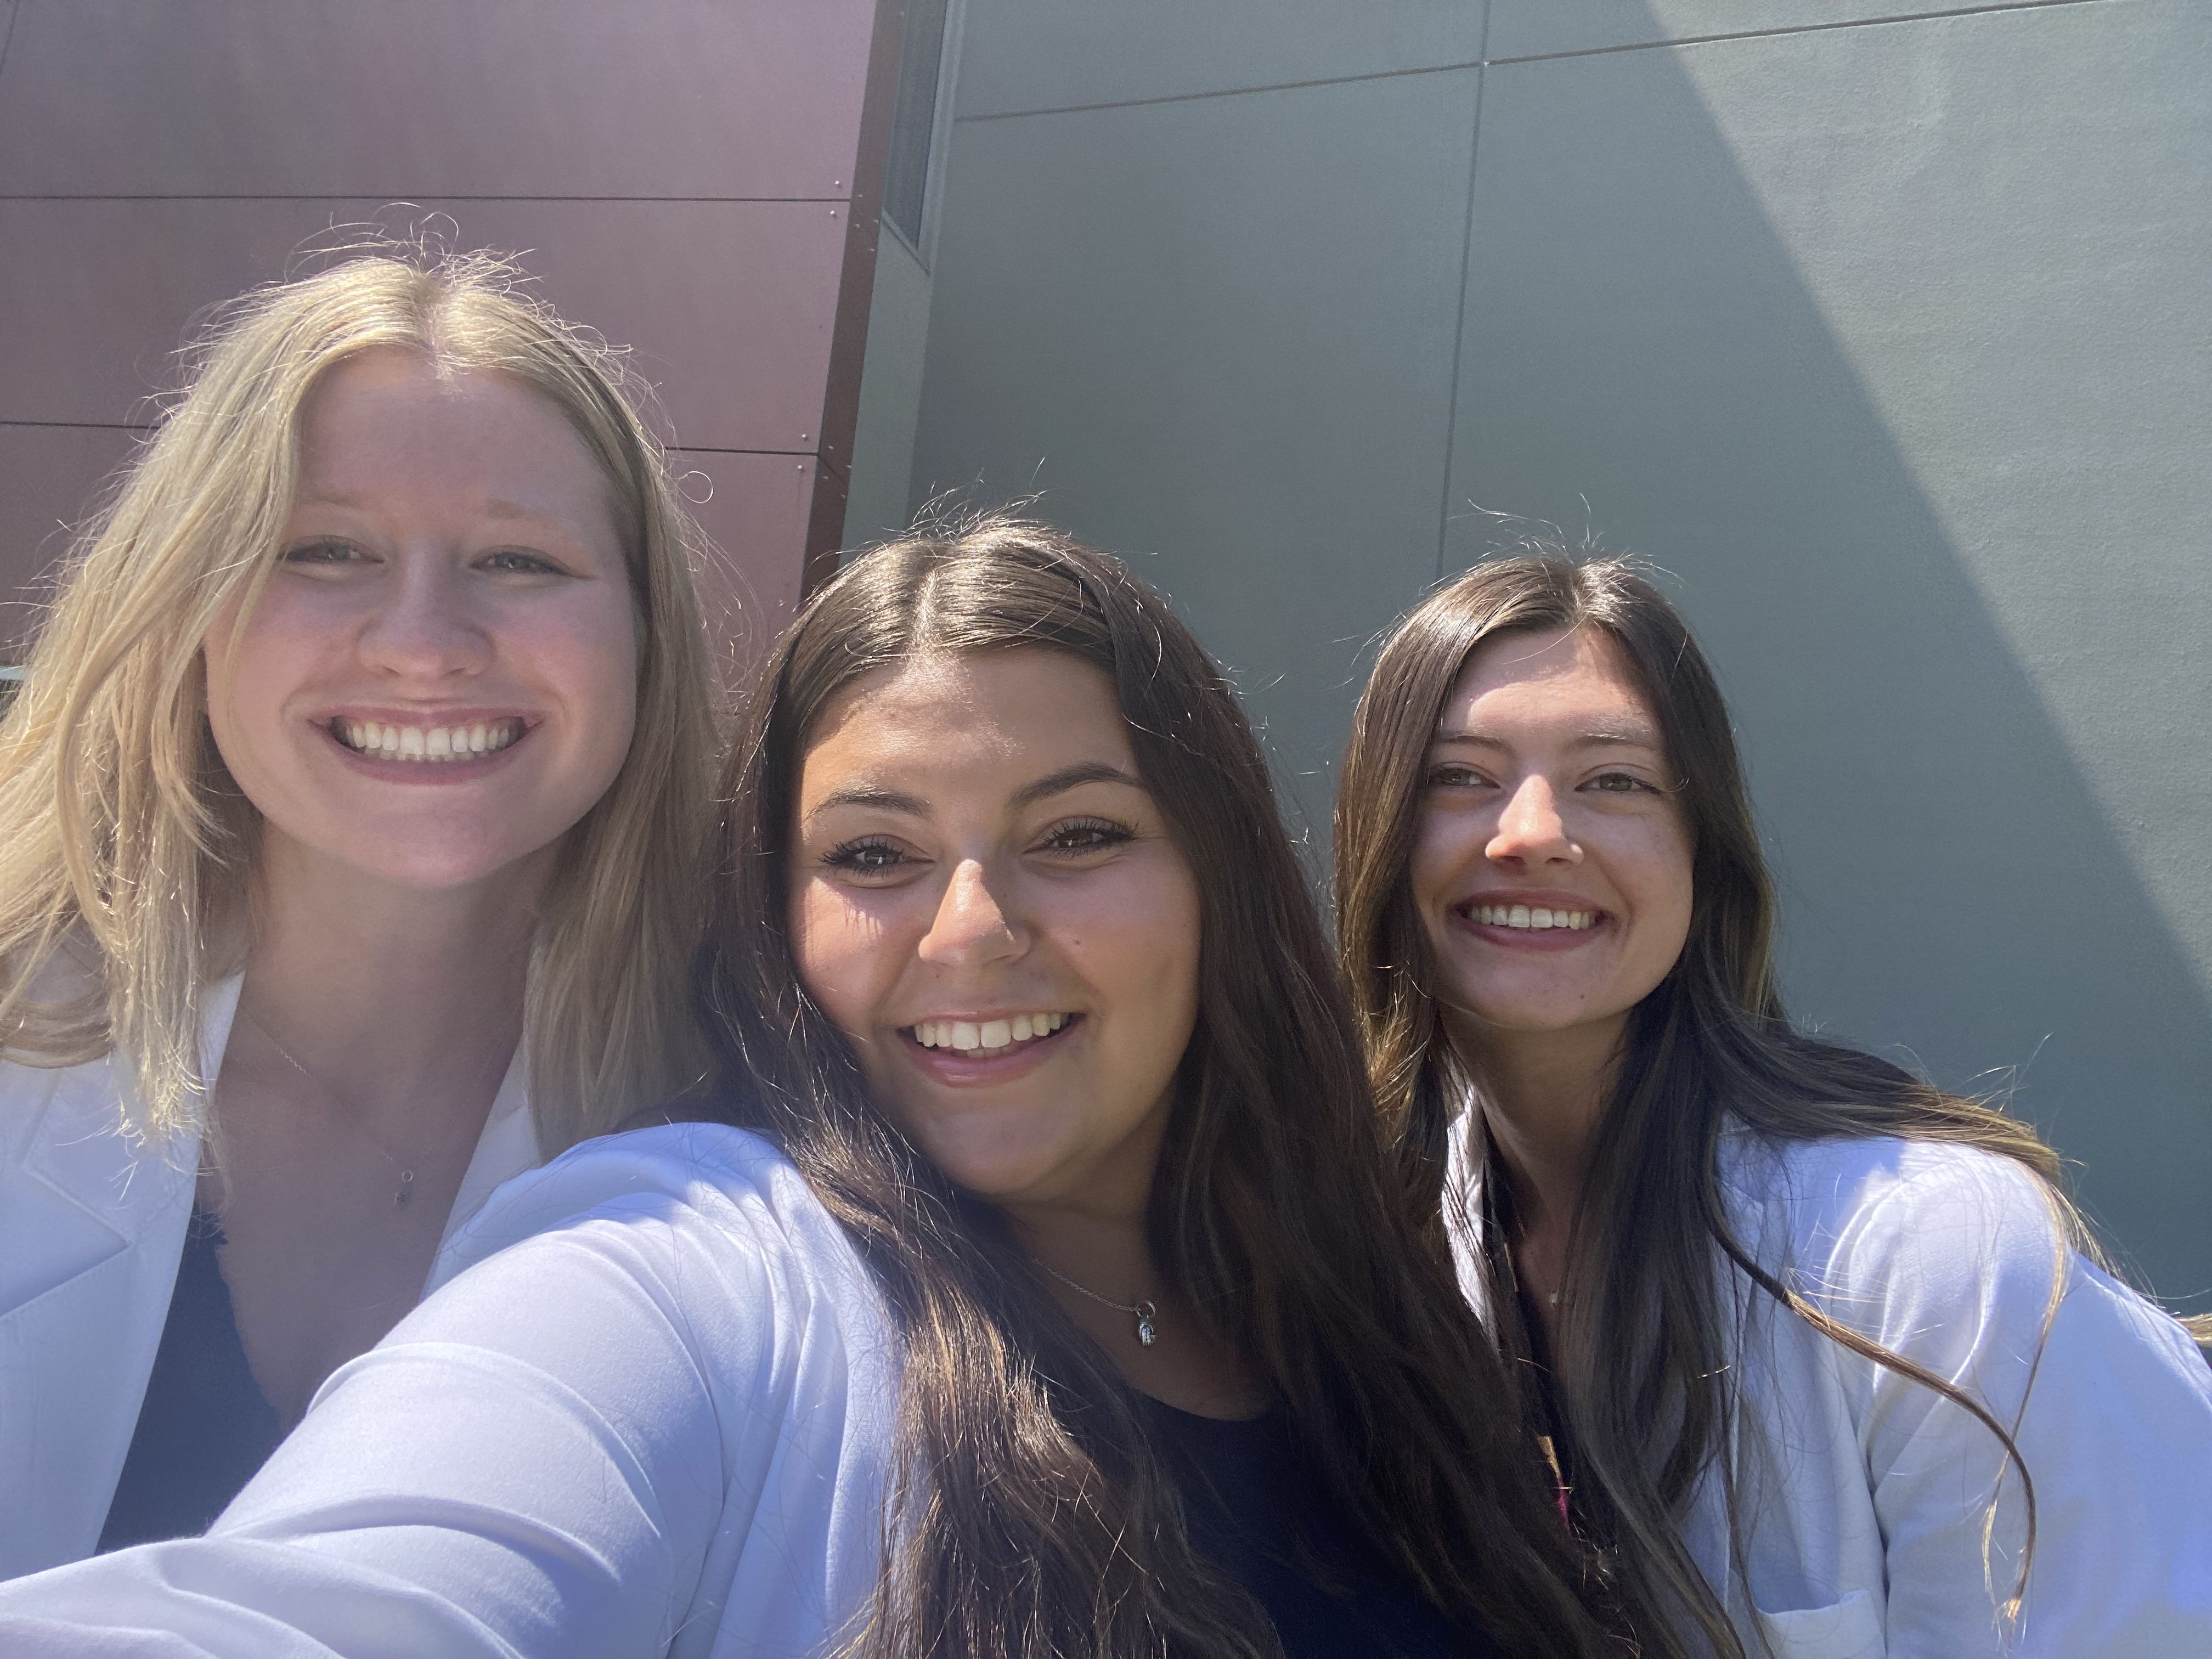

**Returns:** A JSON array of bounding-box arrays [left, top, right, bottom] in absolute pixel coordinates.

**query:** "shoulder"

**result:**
[[1718, 1132, 2210, 1384], [1720, 1130, 2058, 1281], [432, 1120, 869, 1304]]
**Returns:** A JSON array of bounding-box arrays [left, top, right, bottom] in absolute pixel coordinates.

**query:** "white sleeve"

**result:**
[[0, 1131, 891, 1659], [1815, 1152, 2212, 1658]]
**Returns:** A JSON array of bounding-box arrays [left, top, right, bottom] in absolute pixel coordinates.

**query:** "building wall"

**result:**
[[909, 0, 2212, 1296], [0, 0, 904, 687]]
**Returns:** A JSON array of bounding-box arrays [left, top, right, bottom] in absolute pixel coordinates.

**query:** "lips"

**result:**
[[1450, 892, 1611, 949], [899, 1012, 1082, 1081]]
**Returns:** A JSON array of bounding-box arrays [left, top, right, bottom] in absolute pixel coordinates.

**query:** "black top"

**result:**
[[97, 1209, 284, 1552], [1143, 1398, 1505, 1659]]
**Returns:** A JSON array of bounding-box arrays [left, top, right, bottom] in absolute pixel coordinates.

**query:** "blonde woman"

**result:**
[[0, 251, 716, 1574]]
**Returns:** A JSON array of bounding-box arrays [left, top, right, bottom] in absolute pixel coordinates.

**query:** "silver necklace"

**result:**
[[1036, 1260, 1159, 1347], [244, 1011, 418, 1209]]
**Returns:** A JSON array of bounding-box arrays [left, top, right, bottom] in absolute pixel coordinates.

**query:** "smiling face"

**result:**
[[1409, 625, 1695, 1068], [787, 648, 1203, 1224], [202, 347, 641, 894]]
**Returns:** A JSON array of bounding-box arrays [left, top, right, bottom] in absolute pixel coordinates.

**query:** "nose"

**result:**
[[917, 858, 1027, 968], [1486, 775, 1581, 868], [356, 556, 491, 682]]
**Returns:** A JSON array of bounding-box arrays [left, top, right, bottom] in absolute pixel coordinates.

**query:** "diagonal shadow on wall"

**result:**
[[1444, 3, 2212, 1297]]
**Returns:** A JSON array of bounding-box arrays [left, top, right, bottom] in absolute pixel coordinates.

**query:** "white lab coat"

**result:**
[[0, 1122, 900, 1658], [1447, 1117, 2212, 1658], [0, 974, 541, 1579]]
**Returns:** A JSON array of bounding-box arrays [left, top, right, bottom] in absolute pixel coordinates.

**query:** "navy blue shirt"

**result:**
[[1145, 1398, 1507, 1658], [98, 1210, 283, 1552]]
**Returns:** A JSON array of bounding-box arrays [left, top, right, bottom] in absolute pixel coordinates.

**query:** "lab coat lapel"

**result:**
[[0, 977, 240, 1577]]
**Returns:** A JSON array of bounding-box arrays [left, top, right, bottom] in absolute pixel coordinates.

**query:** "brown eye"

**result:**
[[1589, 772, 1657, 794], [824, 838, 909, 873], [1040, 819, 1132, 855]]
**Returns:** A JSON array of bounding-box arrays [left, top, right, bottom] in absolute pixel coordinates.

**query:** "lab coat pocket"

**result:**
[[1754, 1589, 1885, 1659]]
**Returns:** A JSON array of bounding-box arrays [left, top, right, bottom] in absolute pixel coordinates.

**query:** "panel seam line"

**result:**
[[954, 0, 2110, 123]]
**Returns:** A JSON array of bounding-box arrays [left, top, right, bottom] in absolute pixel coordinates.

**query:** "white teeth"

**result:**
[[337, 719, 522, 763], [1476, 904, 1598, 931], [913, 1013, 1073, 1050]]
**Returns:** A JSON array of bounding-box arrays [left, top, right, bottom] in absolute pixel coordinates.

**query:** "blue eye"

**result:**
[[281, 539, 362, 566], [479, 550, 563, 575]]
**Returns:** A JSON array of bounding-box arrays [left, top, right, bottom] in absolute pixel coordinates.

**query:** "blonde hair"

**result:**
[[0, 249, 717, 1152]]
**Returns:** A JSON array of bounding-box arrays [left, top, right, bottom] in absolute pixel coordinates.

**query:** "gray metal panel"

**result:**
[[912, 69, 1481, 843], [1485, 0, 2072, 60], [1446, 2, 2212, 1290], [845, 229, 935, 548], [0, 0, 877, 199], [955, 0, 1481, 117], [0, 198, 848, 453]]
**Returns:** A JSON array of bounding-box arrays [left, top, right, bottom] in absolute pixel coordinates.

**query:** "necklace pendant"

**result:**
[[1135, 1301, 1158, 1347], [395, 1170, 416, 1209]]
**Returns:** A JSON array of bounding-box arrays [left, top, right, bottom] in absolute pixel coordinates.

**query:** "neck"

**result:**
[[238, 832, 554, 1139], [1446, 1010, 1623, 1243], [1012, 1205, 1160, 1307]]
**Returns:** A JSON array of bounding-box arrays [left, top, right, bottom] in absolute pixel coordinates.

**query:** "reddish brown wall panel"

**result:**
[[0, 0, 900, 682], [0, 0, 878, 200], [0, 199, 849, 453], [0, 423, 140, 653]]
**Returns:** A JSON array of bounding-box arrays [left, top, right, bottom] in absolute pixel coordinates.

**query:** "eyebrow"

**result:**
[[1009, 760, 1144, 808], [1431, 727, 1664, 751], [803, 762, 1143, 826], [294, 492, 560, 527], [803, 786, 931, 824]]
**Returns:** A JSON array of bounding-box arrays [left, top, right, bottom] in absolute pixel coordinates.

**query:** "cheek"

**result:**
[[199, 598, 317, 778], [543, 595, 642, 765], [1069, 862, 1203, 1048], [1621, 824, 1697, 972], [1408, 809, 1482, 932], [788, 879, 898, 1037]]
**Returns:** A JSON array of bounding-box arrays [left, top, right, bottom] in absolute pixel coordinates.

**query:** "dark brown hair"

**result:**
[[695, 516, 1617, 1658], [1334, 551, 2080, 1657]]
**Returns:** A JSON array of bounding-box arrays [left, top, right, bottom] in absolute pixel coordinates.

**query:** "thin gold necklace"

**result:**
[[1036, 1260, 1159, 1346], [242, 1009, 418, 1209]]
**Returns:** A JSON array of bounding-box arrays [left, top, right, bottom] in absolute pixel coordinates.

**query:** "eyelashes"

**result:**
[[817, 817, 1138, 876], [1039, 816, 1134, 854], [821, 836, 907, 873]]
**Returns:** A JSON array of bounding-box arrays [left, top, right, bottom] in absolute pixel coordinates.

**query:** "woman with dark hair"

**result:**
[[0, 519, 1618, 1657], [1333, 551, 2212, 1658]]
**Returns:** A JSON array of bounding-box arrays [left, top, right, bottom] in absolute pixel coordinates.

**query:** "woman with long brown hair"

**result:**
[[0, 519, 1617, 1656], [1334, 551, 2212, 1657]]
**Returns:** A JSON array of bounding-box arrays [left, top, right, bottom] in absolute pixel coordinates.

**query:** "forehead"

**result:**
[[799, 649, 1135, 789], [1437, 625, 1657, 735], [294, 348, 605, 504]]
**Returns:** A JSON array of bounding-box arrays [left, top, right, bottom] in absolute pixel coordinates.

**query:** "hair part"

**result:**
[[1335, 549, 2082, 1658], [697, 513, 1618, 1658], [0, 246, 716, 1150]]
